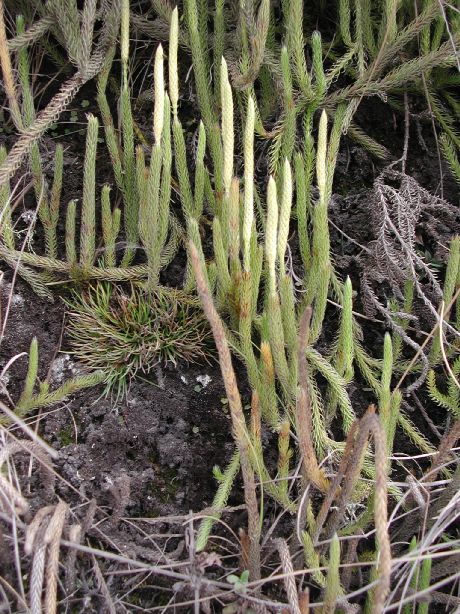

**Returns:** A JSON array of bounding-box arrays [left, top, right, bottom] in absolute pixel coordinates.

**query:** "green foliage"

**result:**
[[0, 145, 14, 250], [321, 534, 342, 613], [226, 569, 250, 593], [402, 537, 433, 614], [196, 451, 240, 552], [101, 185, 121, 268], [429, 236, 460, 365], [1, 3, 460, 611], [10, 337, 104, 420], [18, 337, 38, 406], [0, 113, 123, 284], [1, 49, 181, 290], [427, 357, 460, 418], [80, 114, 98, 269], [183, 0, 223, 192], [148, 0, 458, 175], [0, 1, 121, 189], [440, 132, 460, 185]]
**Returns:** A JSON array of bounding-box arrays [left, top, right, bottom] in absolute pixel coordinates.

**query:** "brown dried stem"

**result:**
[[425, 418, 460, 484], [44, 502, 68, 614], [189, 240, 261, 582], [313, 419, 360, 543], [0, 0, 22, 128], [275, 538, 301, 614], [315, 408, 391, 613]]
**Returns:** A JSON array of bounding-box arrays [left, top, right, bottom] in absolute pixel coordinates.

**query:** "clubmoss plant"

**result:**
[[152, 0, 459, 174], [427, 357, 460, 418], [1, 8, 181, 292], [0, 1, 121, 188], [5, 337, 105, 421], [0, 4, 459, 610]]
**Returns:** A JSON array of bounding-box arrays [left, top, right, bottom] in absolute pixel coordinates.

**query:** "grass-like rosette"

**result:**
[[66, 282, 213, 396]]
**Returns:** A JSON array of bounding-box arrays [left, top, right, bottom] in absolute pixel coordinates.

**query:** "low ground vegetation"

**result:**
[[0, 0, 460, 612]]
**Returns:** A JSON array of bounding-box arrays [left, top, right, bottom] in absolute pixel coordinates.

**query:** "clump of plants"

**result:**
[[66, 283, 213, 397], [1, 1, 460, 613]]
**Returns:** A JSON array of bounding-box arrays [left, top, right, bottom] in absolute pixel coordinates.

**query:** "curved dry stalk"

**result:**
[[188, 240, 261, 582], [394, 286, 460, 393], [424, 418, 460, 484], [0, 439, 53, 471], [0, 473, 29, 515], [313, 419, 361, 543], [0, 0, 121, 192], [25, 502, 69, 614], [65, 500, 96, 594], [0, 71, 85, 188], [0, 0, 22, 128], [0, 439, 55, 515], [30, 523, 47, 614], [7, 16, 54, 51], [360, 170, 459, 392], [92, 554, 117, 614], [361, 413, 391, 614], [314, 409, 391, 613], [25, 506, 55, 554], [320, 410, 377, 544], [44, 502, 68, 614], [275, 538, 301, 614]]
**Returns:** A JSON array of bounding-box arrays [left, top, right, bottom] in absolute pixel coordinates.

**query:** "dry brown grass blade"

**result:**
[[341, 535, 361, 591], [313, 408, 390, 613], [313, 419, 360, 544], [93, 554, 117, 614], [299, 589, 310, 613], [426, 465, 460, 536], [25, 506, 55, 555], [24, 502, 68, 614], [275, 539, 301, 614], [239, 527, 251, 573], [189, 240, 261, 582], [320, 408, 378, 543], [0, 0, 22, 128], [30, 531, 47, 614], [361, 412, 391, 614], [64, 500, 96, 594], [44, 501, 68, 614], [425, 418, 460, 484]]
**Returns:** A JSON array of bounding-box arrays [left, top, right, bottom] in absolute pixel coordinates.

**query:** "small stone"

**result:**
[[196, 374, 211, 388]]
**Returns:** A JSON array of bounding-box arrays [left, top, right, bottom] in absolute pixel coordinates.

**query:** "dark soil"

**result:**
[[0, 278, 238, 517], [0, 276, 247, 611]]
